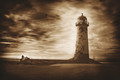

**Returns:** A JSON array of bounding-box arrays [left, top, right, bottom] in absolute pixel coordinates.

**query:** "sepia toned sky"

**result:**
[[0, 0, 120, 61]]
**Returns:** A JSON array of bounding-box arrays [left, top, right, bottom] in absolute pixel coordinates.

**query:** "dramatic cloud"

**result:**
[[0, 0, 120, 61]]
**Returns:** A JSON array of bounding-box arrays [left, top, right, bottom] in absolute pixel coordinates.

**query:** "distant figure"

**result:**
[[20, 55, 25, 63], [20, 55, 31, 64]]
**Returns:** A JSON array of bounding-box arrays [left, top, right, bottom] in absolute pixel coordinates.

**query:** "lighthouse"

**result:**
[[73, 13, 89, 62]]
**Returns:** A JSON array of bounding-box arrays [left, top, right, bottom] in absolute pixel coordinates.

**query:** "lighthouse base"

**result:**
[[70, 54, 99, 63], [73, 54, 89, 63]]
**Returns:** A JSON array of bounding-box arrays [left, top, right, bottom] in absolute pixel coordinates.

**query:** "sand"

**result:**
[[1, 63, 120, 80]]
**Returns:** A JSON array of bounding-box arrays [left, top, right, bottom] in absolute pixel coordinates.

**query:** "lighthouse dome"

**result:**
[[76, 13, 89, 26], [78, 13, 87, 21]]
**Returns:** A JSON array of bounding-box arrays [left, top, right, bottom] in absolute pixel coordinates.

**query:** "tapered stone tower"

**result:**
[[73, 13, 89, 62]]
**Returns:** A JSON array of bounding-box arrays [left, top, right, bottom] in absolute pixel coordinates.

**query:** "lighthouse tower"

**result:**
[[73, 13, 89, 62]]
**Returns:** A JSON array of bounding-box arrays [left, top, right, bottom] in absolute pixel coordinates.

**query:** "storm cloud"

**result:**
[[0, 0, 120, 61]]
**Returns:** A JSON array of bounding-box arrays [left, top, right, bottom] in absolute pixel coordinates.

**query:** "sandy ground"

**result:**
[[1, 63, 120, 80]]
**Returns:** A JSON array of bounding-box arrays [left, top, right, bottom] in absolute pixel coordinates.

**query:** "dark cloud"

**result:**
[[32, 0, 60, 3], [0, 0, 32, 36], [0, 0, 120, 60], [100, 0, 120, 54], [32, 12, 60, 21], [0, 0, 62, 57], [0, 0, 61, 38]]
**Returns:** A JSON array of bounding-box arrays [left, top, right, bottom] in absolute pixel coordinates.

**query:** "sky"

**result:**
[[0, 0, 120, 61]]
